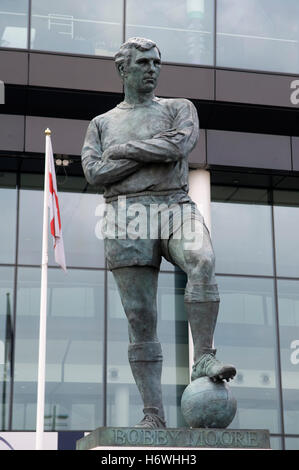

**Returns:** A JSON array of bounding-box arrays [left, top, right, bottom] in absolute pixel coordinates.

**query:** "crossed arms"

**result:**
[[81, 99, 199, 187]]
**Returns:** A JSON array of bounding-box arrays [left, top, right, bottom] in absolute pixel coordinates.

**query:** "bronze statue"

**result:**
[[82, 37, 236, 429]]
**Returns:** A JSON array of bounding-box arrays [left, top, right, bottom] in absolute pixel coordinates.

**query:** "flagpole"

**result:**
[[35, 128, 51, 450]]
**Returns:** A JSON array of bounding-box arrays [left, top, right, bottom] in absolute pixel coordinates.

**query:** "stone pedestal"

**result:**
[[76, 427, 270, 450]]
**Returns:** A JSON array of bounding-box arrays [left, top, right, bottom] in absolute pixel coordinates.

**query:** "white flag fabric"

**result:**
[[46, 134, 67, 272]]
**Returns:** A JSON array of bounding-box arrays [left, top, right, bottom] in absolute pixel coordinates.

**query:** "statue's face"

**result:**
[[124, 47, 161, 93]]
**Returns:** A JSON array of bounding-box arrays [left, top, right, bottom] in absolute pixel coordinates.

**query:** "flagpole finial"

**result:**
[[45, 128, 51, 136]]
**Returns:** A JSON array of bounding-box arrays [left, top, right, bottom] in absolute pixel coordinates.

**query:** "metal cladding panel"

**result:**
[[188, 129, 207, 168], [0, 114, 25, 151], [29, 53, 123, 93], [25, 116, 89, 155], [207, 130, 292, 170], [292, 137, 299, 171], [0, 50, 28, 85], [156, 65, 214, 100], [0, 81, 4, 104], [216, 69, 299, 109]]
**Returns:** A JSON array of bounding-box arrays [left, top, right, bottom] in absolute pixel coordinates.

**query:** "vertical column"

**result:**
[[187, 168, 212, 378], [188, 168, 211, 232]]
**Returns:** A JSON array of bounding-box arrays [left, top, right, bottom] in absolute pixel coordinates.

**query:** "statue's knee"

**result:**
[[200, 252, 215, 279], [185, 249, 215, 283]]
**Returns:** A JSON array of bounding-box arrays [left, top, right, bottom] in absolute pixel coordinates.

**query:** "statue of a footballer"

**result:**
[[81, 37, 236, 429]]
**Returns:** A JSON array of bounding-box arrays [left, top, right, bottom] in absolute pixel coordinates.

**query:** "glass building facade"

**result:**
[[1, 0, 299, 452], [1, 0, 299, 73], [0, 169, 298, 449]]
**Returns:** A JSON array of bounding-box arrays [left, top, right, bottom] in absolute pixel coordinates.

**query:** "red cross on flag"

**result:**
[[46, 129, 67, 271], [36, 128, 67, 450]]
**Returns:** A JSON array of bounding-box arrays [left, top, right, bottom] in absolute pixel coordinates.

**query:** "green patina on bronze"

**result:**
[[76, 427, 270, 450], [81, 37, 237, 429]]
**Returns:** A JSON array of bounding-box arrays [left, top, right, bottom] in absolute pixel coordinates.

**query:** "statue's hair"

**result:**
[[115, 37, 161, 72]]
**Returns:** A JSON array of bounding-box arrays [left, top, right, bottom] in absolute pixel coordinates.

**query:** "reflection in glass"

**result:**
[[277, 280, 299, 435], [160, 256, 175, 272], [0, 0, 29, 49], [211, 185, 269, 205], [0, 186, 17, 264], [126, 0, 214, 65], [107, 271, 189, 427], [217, 0, 299, 74], [269, 436, 283, 450], [0, 267, 14, 430], [13, 267, 104, 430], [18, 187, 105, 268], [285, 437, 299, 450], [211, 201, 273, 275], [214, 276, 281, 433], [274, 203, 299, 277], [31, 0, 123, 56]]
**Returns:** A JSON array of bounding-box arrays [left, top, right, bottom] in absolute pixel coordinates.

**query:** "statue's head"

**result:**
[[115, 37, 161, 93]]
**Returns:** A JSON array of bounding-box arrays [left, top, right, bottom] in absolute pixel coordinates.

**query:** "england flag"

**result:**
[[46, 132, 67, 272]]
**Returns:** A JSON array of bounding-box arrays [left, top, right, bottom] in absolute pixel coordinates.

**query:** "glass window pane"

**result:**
[[160, 259, 175, 272], [217, 0, 299, 74], [214, 276, 281, 433], [126, 0, 214, 65], [277, 280, 299, 435], [285, 437, 299, 450], [274, 203, 299, 278], [0, 267, 15, 430], [211, 201, 273, 276], [0, 177, 17, 264], [31, 0, 123, 56], [18, 182, 105, 268], [13, 267, 105, 431], [107, 271, 189, 428], [0, 0, 29, 49], [211, 185, 269, 205], [269, 436, 283, 450]]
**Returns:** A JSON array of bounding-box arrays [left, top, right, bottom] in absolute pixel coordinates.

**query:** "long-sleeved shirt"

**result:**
[[81, 96, 199, 201]]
